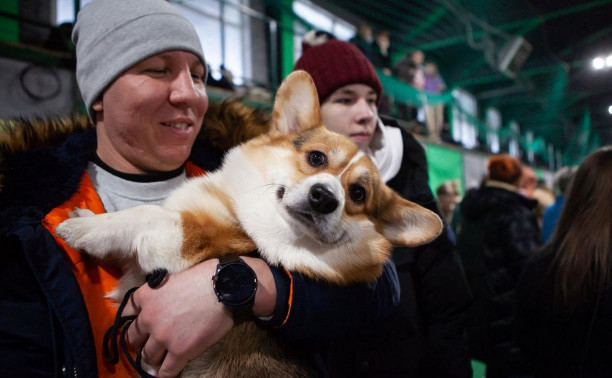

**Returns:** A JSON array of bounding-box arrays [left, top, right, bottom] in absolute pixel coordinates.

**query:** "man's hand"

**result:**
[[123, 257, 276, 377]]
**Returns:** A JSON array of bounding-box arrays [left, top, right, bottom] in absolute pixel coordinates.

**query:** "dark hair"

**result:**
[[549, 147, 612, 312]]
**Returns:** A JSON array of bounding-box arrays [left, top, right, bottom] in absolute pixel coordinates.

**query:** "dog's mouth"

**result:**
[[285, 206, 346, 244]]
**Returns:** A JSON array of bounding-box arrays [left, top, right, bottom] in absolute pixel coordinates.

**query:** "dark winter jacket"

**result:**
[[326, 121, 472, 378], [517, 248, 612, 378], [0, 115, 400, 377], [456, 182, 540, 375]]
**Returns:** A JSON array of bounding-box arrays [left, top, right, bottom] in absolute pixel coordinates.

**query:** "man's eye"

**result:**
[[191, 72, 204, 81], [336, 98, 352, 105], [307, 150, 327, 168], [145, 68, 167, 75], [349, 184, 366, 204]]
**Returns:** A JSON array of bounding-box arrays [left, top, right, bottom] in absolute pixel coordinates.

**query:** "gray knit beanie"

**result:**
[[72, 0, 206, 117]]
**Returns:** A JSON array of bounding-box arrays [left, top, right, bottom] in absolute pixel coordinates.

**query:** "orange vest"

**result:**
[[42, 162, 205, 378]]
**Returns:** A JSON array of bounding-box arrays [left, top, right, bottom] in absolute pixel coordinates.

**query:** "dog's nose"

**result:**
[[309, 184, 338, 214]]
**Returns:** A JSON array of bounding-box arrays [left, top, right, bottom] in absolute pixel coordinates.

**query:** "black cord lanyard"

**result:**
[[103, 269, 168, 378]]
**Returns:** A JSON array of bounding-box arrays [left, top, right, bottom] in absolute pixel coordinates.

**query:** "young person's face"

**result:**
[[320, 84, 378, 151], [93, 50, 208, 174]]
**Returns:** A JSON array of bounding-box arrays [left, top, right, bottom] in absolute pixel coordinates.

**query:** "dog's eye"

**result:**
[[307, 151, 327, 168], [349, 184, 366, 204]]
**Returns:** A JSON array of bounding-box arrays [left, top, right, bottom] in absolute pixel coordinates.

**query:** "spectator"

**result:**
[[436, 180, 461, 225], [519, 165, 537, 198], [392, 50, 425, 122], [0, 1, 400, 376], [456, 154, 540, 378], [349, 23, 374, 61], [531, 180, 555, 228], [295, 37, 472, 378], [372, 30, 393, 75], [424, 61, 446, 142], [541, 166, 577, 243], [517, 147, 612, 378]]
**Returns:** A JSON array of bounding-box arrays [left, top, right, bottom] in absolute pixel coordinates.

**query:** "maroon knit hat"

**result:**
[[294, 39, 383, 105]]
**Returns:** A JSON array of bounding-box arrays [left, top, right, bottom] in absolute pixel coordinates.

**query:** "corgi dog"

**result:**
[[56, 71, 442, 377]]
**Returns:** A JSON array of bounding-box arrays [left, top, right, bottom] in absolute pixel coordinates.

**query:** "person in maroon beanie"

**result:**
[[295, 31, 472, 378]]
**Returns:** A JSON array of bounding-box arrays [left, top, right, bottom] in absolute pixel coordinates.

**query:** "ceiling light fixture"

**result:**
[[606, 55, 612, 67], [593, 57, 605, 69], [608, 105, 612, 115]]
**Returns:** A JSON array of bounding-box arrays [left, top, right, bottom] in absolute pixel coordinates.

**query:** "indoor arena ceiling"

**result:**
[[316, 0, 612, 151]]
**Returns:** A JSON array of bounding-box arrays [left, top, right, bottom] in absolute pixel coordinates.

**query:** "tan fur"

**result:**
[[183, 322, 313, 378], [180, 211, 256, 264]]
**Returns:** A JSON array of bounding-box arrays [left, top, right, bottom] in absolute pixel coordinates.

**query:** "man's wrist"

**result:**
[[241, 256, 276, 317]]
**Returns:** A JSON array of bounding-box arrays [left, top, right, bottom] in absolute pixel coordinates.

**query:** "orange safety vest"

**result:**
[[42, 162, 205, 377]]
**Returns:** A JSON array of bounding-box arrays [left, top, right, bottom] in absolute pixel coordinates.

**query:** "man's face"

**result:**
[[93, 50, 208, 173], [320, 84, 378, 151]]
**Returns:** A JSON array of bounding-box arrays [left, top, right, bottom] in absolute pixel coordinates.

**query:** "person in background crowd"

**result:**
[[295, 32, 472, 378], [455, 154, 540, 378], [424, 61, 446, 142], [372, 30, 393, 75], [519, 165, 537, 198], [541, 166, 577, 243], [392, 49, 426, 124], [436, 181, 461, 223], [517, 147, 612, 378], [0, 2, 400, 377], [531, 180, 555, 228], [349, 23, 375, 62]]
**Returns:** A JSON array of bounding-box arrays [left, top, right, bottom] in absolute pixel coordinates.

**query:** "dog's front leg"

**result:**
[[56, 205, 190, 273]]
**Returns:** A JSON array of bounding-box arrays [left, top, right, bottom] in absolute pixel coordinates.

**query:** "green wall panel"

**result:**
[[425, 143, 464, 197], [0, 0, 19, 43]]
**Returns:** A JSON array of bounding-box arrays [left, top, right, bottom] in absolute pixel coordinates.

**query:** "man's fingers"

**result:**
[[157, 352, 189, 378], [122, 287, 143, 317], [141, 337, 167, 370], [125, 316, 148, 351]]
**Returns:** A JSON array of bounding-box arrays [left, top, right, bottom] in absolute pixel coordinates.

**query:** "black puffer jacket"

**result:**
[[456, 182, 540, 376], [326, 122, 472, 378]]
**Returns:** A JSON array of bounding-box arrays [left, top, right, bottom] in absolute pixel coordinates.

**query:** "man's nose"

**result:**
[[169, 69, 202, 106]]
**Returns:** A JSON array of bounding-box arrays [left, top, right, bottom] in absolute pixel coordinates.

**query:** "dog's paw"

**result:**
[[55, 215, 109, 255]]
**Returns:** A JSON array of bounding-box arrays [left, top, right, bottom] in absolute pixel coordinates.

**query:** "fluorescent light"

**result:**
[[607, 55, 612, 67], [593, 57, 605, 69]]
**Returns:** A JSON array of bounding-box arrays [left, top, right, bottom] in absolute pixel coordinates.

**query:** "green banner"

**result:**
[[424, 143, 464, 196]]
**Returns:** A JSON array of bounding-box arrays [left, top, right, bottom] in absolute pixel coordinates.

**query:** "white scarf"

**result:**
[[365, 119, 404, 183]]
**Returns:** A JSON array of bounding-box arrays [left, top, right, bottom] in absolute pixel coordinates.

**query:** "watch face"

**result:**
[[215, 263, 257, 306]]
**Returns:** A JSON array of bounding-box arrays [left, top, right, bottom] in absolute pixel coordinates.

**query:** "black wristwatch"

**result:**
[[212, 255, 258, 324]]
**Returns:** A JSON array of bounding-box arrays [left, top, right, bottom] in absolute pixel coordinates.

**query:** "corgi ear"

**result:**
[[272, 70, 322, 135], [378, 190, 443, 247]]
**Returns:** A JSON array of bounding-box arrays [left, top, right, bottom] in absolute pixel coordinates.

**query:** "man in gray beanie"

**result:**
[[0, 1, 400, 377]]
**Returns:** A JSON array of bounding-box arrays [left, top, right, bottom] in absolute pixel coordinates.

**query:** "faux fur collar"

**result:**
[[0, 100, 271, 235]]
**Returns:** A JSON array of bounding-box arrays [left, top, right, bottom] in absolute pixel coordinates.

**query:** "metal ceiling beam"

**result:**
[[402, 6, 449, 46], [414, 0, 612, 51]]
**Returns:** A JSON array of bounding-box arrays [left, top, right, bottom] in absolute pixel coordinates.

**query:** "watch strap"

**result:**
[[215, 254, 256, 324], [232, 304, 254, 325], [219, 254, 240, 265]]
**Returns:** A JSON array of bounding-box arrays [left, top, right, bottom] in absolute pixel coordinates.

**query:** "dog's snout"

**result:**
[[309, 184, 338, 214]]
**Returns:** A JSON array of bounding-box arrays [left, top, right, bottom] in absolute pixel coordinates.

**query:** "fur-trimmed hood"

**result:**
[[0, 100, 271, 235]]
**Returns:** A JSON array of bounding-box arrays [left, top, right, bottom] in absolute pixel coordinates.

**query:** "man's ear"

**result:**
[[272, 70, 322, 135], [377, 189, 443, 247]]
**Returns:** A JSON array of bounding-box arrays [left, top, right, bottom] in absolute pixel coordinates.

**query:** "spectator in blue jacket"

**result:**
[[541, 166, 577, 242], [0, 1, 399, 377]]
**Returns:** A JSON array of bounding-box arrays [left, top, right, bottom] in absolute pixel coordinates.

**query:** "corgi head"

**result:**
[[226, 71, 442, 284]]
